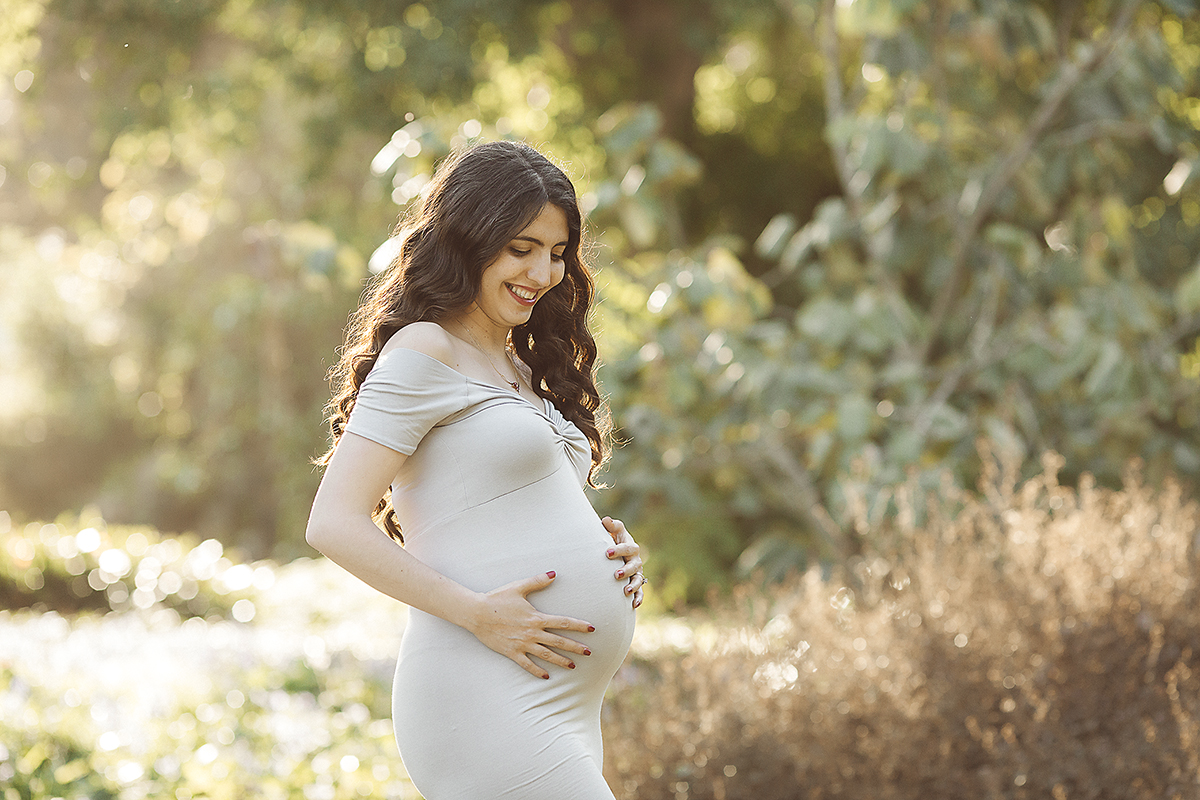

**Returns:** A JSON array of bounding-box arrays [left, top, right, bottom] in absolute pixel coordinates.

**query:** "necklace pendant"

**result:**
[[453, 322, 522, 394]]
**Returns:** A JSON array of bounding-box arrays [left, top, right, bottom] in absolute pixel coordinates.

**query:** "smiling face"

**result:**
[[465, 202, 569, 335]]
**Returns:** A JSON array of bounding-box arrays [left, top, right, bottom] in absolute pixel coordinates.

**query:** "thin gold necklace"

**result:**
[[457, 323, 520, 393]]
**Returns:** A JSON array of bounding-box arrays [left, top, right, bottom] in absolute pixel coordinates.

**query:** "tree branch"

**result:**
[[818, 0, 859, 216], [911, 263, 1007, 445], [816, 1, 913, 359], [917, 0, 1144, 365], [1045, 119, 1152, 148], [929, 0, 951, 120], [748, 433, 850, 562]]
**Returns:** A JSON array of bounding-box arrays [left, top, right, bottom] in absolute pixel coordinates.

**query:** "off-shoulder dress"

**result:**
[[344, 347, 636, 799]]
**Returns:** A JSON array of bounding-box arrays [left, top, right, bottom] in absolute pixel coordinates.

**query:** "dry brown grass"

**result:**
[[603, 450, 1200, 799]]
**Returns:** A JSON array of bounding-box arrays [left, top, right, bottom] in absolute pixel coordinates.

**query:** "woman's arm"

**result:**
[[306, 430, 594, 679]]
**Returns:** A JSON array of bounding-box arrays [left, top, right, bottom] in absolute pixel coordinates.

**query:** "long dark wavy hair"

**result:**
[[319, 140, 610, 542]]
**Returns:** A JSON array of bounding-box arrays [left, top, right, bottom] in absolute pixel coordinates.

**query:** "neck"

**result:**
[[448, 309, 510, 355]]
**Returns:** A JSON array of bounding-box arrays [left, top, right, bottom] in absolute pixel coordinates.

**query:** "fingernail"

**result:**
[[606, 548, 615, 557], [625, 586, 632, 594], [587, 625, 595, 632], [583, 648, 592, 655], [568, 662, 576, 669], [615, 569, 624, 578], [543, 673, 550, 680], [634, 599, 641, 609], [546, 571, 556, 579]]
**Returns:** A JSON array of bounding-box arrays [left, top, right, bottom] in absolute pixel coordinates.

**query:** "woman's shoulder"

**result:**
[[380, 321, 457, 367], [348, 322, 469, 453], [357, 322, 470, 402]]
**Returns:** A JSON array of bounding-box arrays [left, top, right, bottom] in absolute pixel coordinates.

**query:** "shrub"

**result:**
[[0, 554, 419, 799], [0, 510, 254, 619], [6, 451, 1200, 799], [603, 452, 1200, 799]]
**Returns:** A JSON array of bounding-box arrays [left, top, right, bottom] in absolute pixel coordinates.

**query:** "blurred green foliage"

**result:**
[[0, 512, 419, 798], [0, 0, 1197, 603], [0, 509, 254, 617]]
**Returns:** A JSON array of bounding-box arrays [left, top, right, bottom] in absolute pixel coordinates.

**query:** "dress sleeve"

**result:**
[[343, 348, 468, 455]]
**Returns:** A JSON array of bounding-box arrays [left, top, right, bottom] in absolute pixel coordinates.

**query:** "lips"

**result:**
[[506, 283, 538, 304]]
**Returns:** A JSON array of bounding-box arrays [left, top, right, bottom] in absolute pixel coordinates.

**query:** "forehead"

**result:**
[[515, 204, 569, 246]]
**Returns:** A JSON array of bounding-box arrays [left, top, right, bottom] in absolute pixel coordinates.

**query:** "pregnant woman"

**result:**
[[306, 140, 643, 798]]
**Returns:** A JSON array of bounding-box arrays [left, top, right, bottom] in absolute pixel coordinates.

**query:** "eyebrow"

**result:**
[[513, 235, 568, 248]]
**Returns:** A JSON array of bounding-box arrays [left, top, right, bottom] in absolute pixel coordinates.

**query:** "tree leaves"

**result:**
[[598, 0, 1200, 591], [2, 0, 1198, 594]]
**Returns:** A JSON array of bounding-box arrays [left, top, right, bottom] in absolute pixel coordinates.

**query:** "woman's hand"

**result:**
[[467, 571, 595, 680], [602, 516, 645, 609]]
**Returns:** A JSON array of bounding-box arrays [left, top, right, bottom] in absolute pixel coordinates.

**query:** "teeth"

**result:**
[[508, 284, 537, 300]]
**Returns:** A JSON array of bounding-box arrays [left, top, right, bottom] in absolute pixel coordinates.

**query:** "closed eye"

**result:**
[[509, 247, 531, 257]]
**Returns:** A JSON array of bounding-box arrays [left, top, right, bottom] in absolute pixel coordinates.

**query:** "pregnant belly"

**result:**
[[392, 472, 635, 792], [400, 470, 636, 676]]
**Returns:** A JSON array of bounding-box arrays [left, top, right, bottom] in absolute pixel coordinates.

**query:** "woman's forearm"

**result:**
[[306, 513, 486, 633]]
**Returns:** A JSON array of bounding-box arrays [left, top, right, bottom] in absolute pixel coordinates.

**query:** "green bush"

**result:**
[[0, 510, 252, 619], [0, 696, 120, 800], [0, 537, 419, 799]]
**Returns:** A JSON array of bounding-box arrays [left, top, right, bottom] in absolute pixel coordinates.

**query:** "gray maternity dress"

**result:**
[[344, 347, 636, 799]]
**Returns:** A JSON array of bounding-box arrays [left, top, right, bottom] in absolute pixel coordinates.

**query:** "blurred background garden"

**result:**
[[1, 0, 1199, 797]]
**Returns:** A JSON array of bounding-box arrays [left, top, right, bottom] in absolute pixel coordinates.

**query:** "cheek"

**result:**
[[480, 260, 512, 290]]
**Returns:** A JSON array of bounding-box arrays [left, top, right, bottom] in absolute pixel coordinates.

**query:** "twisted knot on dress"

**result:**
[[544, 402, 591, 483]]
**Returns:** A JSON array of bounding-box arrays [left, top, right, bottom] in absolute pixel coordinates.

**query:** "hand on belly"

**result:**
[[464, 569, 596, 680]]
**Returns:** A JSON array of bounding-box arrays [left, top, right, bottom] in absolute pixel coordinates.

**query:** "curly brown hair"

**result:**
[[319, 140, 610, 542]]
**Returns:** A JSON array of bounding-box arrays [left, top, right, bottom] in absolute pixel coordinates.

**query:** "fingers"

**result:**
[[600, 516, 646, 609], [518, 643, 584, 679], [602, 520, 641, 578], [541, 631, 592, 657], [612, 554, 643, 579], [601, 516, 626, 544], [609, 545, 642, 584], [623, 570, 646, 598], [625, 570, 646, 592], [531, 643, 577, 671], [516, 633, 590, 679], [476, 573, 602, 679], [545, 613, 595, 635], [605, 542, 639, 561], [515, 654, 551, 680], [505, 572, 595, 633], [620, 568, 646, 610], [510, 570, 557, 597]]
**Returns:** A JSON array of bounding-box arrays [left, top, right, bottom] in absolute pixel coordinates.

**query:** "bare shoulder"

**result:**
[[381, 321, 457, 366]]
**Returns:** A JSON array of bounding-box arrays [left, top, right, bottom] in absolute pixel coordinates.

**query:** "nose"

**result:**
[[527, 252, 553, 287]]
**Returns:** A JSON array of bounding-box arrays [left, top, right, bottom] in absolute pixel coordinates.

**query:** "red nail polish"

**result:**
[[616, 569, 624, 578], [568, 662, 576, 669], [546, 571, 556, 579], [543, 673, 550, 680], [584, 648, 591, 655], [606, 548, 615, 557], [587, 625, 595, 632]]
